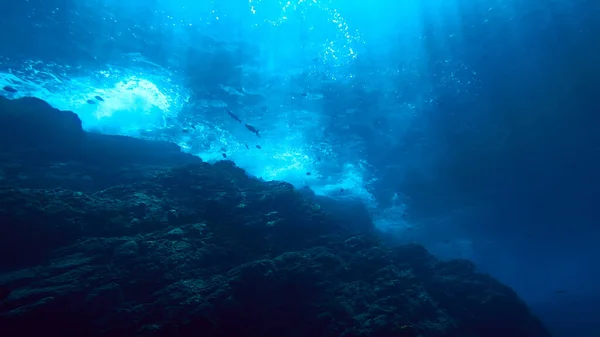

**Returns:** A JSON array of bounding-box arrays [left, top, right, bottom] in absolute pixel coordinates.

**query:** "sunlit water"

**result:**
[[0, 0, 486, 241], [0, 0, 384, 208]]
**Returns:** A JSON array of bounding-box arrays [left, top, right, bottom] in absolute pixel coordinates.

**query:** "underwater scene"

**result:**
[[0, 0, 598, 336]]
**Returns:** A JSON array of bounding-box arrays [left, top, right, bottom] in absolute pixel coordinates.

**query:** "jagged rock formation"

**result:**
[[0, 96, 552, 337]]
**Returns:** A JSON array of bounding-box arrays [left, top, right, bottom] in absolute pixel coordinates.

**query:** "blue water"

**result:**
[[1, 0, 599, 335]]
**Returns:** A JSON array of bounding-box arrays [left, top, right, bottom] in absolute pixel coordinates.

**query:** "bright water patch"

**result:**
[[246, 0, 361, 65], [86, 78, 172, 133], [0, 60, 187, 136], [0, 57, 376, 207]]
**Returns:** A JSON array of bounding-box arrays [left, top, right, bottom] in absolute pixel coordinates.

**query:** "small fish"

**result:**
[[94, 95, 104, 101], [245, 144, 250, 149], [227, 110, 242, 123], [3, 86, 17, 93], [301, 92, 308, 97], [256, 145, 261, 149], [317, 156, 321, 162], [222, 153, 227, 158], [340, 188, 344, 192], [220, 147, 227, 152], [86, 99, 96, 105], [306, 172, 311, 176], [182, 124, 195, 133], [245, 124, 260, 137]]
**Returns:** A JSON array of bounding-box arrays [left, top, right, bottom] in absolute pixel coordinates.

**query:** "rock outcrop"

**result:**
[[0, 96, 552, 337]]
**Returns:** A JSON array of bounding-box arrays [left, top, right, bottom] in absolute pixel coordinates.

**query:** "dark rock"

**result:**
[[0, 96, 84, 156], [0, 97, 552, 337], [0, 96, 200, 168], [313, 195, 374, 234]]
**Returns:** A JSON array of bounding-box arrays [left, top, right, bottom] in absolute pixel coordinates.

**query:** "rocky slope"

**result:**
[[0, 96, 552, 337]]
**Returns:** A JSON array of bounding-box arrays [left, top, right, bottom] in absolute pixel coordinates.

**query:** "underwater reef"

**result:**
[[0, 96, 551, 336]]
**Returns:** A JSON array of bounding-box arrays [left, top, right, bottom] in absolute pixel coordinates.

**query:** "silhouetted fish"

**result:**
[[227, 110, 242, 123], [245, 144, 250, 149], [2, 86, 17, 93], [95, 95, 104, 101], [256, 145, 261, 149], [222, 153, 227, 158], [245, 124, 260, 137], [182, 124, 196, 133], [306, 172, 311, 176], [86, 99, 96, 104]]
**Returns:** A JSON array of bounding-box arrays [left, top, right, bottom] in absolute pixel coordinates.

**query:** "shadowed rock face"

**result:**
[[0, 96, 552, 337]]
